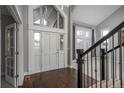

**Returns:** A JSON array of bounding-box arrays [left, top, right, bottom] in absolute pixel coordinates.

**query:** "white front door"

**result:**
[[49, 33, 59, 70], [32, 31, 65, 73], [5, 23, 17, 87], [42, 32, 59, 71]]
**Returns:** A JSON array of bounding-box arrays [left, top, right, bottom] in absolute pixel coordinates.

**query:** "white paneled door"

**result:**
[[5, 23, 17, 87], [42, 32, 59, 71], [41, 32, 50, 71], [32, 31, 65, 73]]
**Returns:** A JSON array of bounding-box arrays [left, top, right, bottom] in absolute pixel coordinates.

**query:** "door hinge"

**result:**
[[15, 74, 19, 78]]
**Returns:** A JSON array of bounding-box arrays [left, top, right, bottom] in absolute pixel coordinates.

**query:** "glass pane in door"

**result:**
[[60, 34, 64, 50], [6, 28, 15, 78], [34, 32, 40, 48]]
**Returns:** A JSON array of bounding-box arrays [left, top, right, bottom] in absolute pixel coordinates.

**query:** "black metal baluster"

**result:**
[[84, 56, 85, 88], [115, 49, 117, 80], [100, 44, 102, 88], [87, 53, 89, 88], [111, 50, 112, 85], [95, 48, 97, 88], [112, 35, 115, 88], [101, 49, 105, 88], [91, 50, 93, 87], [106, 40, 108, 88], [118, 30, 123, 88]]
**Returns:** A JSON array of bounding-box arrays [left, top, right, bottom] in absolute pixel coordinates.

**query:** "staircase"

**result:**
[[76, 21, 124, 88]]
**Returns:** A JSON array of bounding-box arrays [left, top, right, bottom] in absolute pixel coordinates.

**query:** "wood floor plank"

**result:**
[[20, 68, 97, 88]]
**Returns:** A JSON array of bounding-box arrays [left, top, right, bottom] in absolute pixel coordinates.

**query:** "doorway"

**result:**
[[0, 6, 18, 88], [31, 31, 65, 74]]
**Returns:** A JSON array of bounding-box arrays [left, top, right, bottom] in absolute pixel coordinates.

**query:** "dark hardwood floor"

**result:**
[[21, 68, 97, 88]]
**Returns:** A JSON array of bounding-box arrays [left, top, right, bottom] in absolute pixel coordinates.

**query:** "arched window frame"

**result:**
[[32, 5, 65, 30]]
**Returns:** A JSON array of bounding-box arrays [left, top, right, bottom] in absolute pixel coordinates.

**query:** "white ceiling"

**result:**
[[72, 5, 122, 26]]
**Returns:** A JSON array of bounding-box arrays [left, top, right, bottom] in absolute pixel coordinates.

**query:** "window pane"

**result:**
[[33, 7, 41, 25], [101, 30, 109, 49], [76, 30, 83, 36], [102, 30, 109, 37], [59, 14, 64, 29], [41, 5, 57, 28], [86, 32, 89, 37], [34, 32, 40, 47]]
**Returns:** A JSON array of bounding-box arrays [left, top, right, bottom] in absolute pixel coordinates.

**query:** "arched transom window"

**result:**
[[33, 5, 64, 29]]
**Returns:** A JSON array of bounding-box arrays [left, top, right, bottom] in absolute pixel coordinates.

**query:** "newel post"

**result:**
[[77, 49, 84, 88]]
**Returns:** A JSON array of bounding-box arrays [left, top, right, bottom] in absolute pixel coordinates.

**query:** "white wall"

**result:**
[[95, 6, 124, 81], [15, 5, 24, 86], [96, 6, 124, 41], [23, 6, 29, 74], [96, 6, 124, 58]]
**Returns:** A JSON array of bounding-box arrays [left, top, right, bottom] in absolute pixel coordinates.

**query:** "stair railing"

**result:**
[[77, 21, 124, 88]]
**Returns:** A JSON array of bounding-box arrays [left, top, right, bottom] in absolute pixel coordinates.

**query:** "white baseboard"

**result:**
[[24, 72, 29, 76]]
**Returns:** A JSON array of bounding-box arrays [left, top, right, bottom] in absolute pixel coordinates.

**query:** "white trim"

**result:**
[[7, 6, 22, 24]]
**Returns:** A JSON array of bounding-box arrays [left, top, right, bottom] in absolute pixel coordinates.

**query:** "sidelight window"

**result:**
[[34, 32, 40, 47], [60, 34, 64, 50]]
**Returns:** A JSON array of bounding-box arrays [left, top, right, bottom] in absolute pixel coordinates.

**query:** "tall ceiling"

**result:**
[[72, 5, 122, 26]]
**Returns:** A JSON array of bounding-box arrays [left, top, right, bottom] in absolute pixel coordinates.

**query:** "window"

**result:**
[[60, 34, 64, 50], [102, 30, 109, 37], [33, 7, 41, 25], [34, 32, 40, 47], [76, 30, 83, 36], [33, 5, 64, 29], [59, 14, 64, 29], [86, 32, 89, 37], [74, 26, 92, 59]]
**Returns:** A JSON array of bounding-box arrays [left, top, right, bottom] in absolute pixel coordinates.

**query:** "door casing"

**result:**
[[30, 31, 65, 74]]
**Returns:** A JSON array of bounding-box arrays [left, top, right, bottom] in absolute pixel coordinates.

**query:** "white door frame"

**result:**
[[0, 5, 23, 88]]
